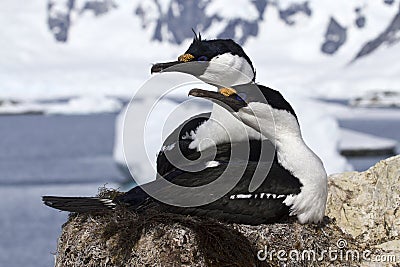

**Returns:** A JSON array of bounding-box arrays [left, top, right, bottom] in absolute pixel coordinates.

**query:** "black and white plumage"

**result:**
[[43, 84, 327, 224], [188, 85, 328, 223], [43, 37, 327, 224], [152, 37, 262, 179], [151, 34, 255, 87]]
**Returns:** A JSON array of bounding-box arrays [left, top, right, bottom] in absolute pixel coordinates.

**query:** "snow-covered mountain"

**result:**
[[0, 0, 399, 99], [48, 0, 117, 42], [47, 0, 400, 62]]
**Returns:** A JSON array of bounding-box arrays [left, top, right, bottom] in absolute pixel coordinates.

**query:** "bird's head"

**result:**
[[188, 85, 300, 143], [151, 34, 255, 87]]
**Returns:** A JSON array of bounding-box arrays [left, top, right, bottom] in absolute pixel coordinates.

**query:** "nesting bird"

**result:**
[[43, 36, 328, 225]]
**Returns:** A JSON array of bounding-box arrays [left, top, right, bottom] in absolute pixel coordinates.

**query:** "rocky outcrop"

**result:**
[[47, 0, 117, 42], [55, 211, 360, 267], [326, 155, 400, 250], [53, 156, 400, 266], [321, 17, 347, 55], [353, 3, 400, 61]]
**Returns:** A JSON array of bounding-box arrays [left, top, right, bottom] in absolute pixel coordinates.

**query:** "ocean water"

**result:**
[[338, 117, 400, 171], [0, 114, 125, 185], [0, 114, 124, 267], [339, 117, 400, 143]]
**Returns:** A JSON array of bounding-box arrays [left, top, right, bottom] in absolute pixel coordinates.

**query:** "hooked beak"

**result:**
[[151, 61, 184, 74], [151, 53, 196, 74], [188, 88, 247, 112]]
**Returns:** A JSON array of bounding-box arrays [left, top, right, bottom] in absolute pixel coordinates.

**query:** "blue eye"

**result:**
[[197, 56, 208, 61], [237, 93, 247, 101]]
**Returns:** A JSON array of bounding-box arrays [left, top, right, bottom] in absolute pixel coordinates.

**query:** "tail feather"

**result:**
[[42, 196, 116, 213]]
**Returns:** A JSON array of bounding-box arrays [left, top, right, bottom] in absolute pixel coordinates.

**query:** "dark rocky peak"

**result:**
[[277, 1, 312, 26], [135, 0, 270, 45], [321, 17, 347, 55], [353, 2, 400, 61], [48, 0, 117, 42]]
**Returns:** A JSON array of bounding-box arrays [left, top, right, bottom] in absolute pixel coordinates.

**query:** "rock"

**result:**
[[321, 17, 347, 55], [326, 155, 400, 243], [53, 156, 400, 266], [56, 211, 362, 267], [47, 0, 117, 42], [353, 5, 400, 61]]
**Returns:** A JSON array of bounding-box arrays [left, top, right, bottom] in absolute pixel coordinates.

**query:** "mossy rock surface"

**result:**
[[56, 205, 365, 266]]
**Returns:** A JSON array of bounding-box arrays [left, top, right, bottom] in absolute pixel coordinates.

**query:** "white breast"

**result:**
[[189, 104, 262, 151]]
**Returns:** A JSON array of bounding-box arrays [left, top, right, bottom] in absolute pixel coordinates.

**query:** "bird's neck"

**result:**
[[275, 134, 319, 174], [275, 133, 327, 224], [189, 104, 262, 151]]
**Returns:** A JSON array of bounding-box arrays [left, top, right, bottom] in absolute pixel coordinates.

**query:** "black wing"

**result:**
[[117, 143, 302, 225], [156, 112, 210, 177]]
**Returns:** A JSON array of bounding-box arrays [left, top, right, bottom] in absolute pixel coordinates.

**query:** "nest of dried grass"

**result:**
[[54, 188, 370, 267]]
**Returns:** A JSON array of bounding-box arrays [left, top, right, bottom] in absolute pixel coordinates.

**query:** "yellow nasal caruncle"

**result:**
[[178, 54, 195, 62], [219, 87, 237, 97]]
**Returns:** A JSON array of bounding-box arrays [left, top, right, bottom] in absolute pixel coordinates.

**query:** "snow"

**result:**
[[339, 128, 397, 151], [157, 0, 174, 15], [45, 96, 122, 114], [0, 0, 183, 99], [0, 100, 44, 115], [1, 1, 399, 99], [205, 0, 259, 21], [243, 0, 400, 99], [323, 100, 400, 120], [0, 96, 122, 115], [349, 91, 400, 108]]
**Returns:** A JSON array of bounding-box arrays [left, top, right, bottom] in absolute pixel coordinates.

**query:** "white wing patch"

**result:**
[[205, 160, 220, 168], [161, 143, 176, 152]]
